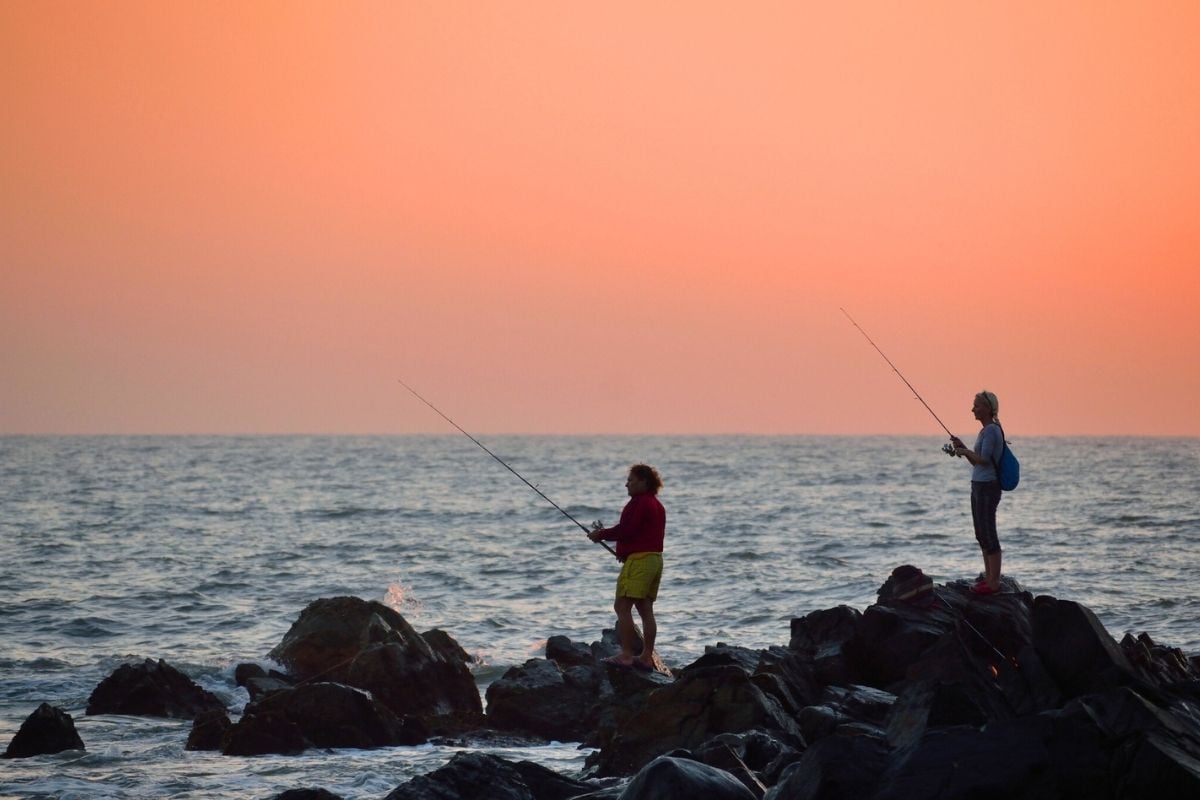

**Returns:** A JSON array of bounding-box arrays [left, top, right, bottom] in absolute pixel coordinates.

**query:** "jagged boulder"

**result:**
[[619, 756, 757, 800], [788, 605, 863, 686], [765, 732, 890, 800], [234, 662, 293, 701], [1032, 596, 1138, 699], [221, 682, 427, 756], [382, 750, 598, 800], [185, 708, 231, 751], [1120, 631, 1200, 687], [797, 683, 895, 745], [485, 657, 599, 742], [268, 597, 480, 717], [587, 664, 805, 777], [86, 658, 226, 719], [421, 628, 474, 664], [686, 735, 775, 798], [3, 703, 85, 758], [545, 635, 595, 668]]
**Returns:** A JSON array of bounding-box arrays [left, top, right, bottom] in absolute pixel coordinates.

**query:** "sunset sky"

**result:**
[[3, 2, 1197, 436]]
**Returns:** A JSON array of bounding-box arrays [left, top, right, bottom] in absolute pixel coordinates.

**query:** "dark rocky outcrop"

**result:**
[[272, 790, 344, 800], [618, 755, 758, 800], [381, 750, 600, 800], [221, 682, 427, 756], [268, 597, 480, 718], [571, 570, 1200, 797], [485, 657, 599, 742], [117, 579, 1200, 796], [86, 658, 226, 719], [234, 662, 293, 702], [3, 703, 85, 758], [586, 664, 804, 777], [765, 732, 891, 800], [185, 708, 231, 751]]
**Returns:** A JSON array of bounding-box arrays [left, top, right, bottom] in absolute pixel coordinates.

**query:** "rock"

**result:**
[[485, 657, 598, 742], [585, 660, 676, 751], [86, 658, 226, 719], [220, 682, 427, 756], [618, 756, 757, 800], [878, 710, 1109, 799], [421, 629, 475, 664], [546, 635, 594, 668], [586, 665, 804, 777], [3, 703, 85, 758], [234, 662, 266, 685], [185, 708, 231, 751], [221, 707, 307, 757], [268, 597, 481, 717], [243, 675, 294, 702], [750, 649, 820, 714], [346, 640, 481, 717], [687, 737, 769, 798], [788, 606, 862, 686], [234, 662, 293, 701], [272, 790, 344, 800], [382, 750, 597, 800], [680, 644, 763, 675], [844, 601, 954, 690], [1120, 632, 1200, 687], [1073, 686, 1200, 796], [1032, 596, 1137, 699], [764, 732, 890, 800]]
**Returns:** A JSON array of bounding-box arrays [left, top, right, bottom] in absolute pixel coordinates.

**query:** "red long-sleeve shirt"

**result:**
[[596, 492, 666, 559]]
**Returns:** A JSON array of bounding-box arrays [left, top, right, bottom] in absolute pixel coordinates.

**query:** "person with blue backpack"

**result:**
[[950, 390, 1009, 595]]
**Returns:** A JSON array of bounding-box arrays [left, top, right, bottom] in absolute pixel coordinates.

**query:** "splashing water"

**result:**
[[384, 581, 424, 616]]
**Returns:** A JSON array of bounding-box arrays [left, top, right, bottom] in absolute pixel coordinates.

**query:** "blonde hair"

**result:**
[[976, 390, 999, 418]]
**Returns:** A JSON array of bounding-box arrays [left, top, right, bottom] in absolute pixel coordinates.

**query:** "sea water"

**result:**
[[2, 435, 1198, 798]]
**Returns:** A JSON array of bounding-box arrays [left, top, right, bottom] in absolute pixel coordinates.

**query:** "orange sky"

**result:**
[[3, 2, 1197, 436]]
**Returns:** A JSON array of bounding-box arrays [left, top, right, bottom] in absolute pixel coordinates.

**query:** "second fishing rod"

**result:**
[[841, 308, 961, 456], [399, 379, 619, 558]]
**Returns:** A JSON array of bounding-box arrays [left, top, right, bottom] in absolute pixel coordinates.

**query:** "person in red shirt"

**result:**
[[588, 463, 666, 671]]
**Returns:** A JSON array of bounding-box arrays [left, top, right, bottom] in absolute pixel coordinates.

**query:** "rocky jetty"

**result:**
[[42, 569, 1200, 797]]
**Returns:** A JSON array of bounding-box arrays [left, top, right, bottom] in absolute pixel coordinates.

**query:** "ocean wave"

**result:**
[[60, 617, 121, 638]]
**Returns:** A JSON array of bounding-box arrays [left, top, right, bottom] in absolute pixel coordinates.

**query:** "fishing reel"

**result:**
[[942, 442, 958, 457]]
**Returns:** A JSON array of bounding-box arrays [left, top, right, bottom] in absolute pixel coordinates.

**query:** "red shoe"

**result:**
[[971, 582, 996, 595]]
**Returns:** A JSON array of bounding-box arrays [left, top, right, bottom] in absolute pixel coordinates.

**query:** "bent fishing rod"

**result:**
[[840, 308, 959, 452], [398, 379, 618, 557]]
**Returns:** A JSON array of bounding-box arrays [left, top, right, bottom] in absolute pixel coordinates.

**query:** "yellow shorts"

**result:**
[[616, 552, 663, 601]]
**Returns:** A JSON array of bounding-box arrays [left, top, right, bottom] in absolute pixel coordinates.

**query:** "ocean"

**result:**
[[2, 435, 1198, 798]]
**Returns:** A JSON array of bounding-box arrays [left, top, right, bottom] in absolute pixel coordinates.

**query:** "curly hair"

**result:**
[[628, 463, 663, 494]]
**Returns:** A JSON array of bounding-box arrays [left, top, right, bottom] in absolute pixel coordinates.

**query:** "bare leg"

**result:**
[[613, 597, 637, 664], [633, 598, 656, 666], [985, 551, 1002, 590]]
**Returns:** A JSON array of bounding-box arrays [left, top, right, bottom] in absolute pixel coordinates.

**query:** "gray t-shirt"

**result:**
[[971, 423, 1004, 483]]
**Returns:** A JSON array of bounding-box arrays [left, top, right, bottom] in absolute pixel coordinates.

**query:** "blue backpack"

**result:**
[[993, 424, 1020, 491]]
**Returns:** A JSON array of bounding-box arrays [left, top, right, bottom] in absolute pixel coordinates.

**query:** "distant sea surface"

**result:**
[[2, 435, 1198, 798]]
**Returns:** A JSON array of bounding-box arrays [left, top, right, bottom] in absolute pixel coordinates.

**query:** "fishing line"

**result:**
[[840, 308, 956, 441], [398, 379, 618, 557]]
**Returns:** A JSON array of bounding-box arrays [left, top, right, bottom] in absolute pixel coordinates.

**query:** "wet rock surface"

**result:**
[[3, 703, 85, 759]]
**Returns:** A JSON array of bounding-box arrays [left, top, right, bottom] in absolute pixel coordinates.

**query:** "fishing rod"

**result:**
[[398, 379, 618, 558], [840, 308, 957, 448]]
